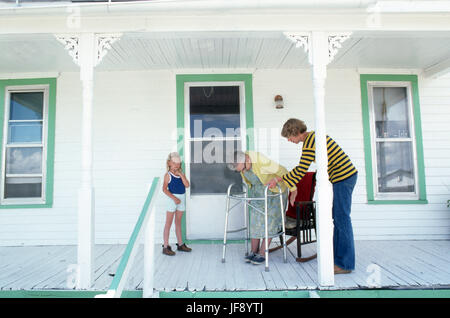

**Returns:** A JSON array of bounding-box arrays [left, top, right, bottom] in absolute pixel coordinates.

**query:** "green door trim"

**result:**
[[175, 74, 254, 243], [0, 78, 56, 209], [359, 74, 427, 204]]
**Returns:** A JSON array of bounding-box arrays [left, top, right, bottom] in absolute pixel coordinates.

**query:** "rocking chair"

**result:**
[[269, 172, 317, 262]]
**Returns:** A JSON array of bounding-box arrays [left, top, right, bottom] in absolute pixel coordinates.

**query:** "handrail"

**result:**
[[95, 177, 160, 298]]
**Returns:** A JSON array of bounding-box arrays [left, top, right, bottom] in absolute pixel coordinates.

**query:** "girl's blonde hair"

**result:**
[[166, 152, 182, 171]]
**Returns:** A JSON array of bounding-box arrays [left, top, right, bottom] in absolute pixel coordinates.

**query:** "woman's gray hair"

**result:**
[[226, 150, 246, 171]]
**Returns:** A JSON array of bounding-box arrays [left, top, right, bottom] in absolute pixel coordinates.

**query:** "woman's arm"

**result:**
[[266, 150, 314, 191], [282, 149, 314, 191]]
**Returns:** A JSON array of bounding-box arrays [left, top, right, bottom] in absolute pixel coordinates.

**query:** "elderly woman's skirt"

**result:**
[[243, 169, 287, 239]]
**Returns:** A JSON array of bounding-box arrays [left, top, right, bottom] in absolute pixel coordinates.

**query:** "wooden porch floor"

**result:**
[[0, 240, 449, 292]]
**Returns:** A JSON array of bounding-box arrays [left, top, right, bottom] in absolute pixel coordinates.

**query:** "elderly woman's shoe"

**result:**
[[245, 252, 257, 263], [250, 254, 265, 265]]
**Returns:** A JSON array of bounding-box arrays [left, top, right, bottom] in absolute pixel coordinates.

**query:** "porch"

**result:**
[[1, 1, 450, 293], [0, 240, 449, 294]]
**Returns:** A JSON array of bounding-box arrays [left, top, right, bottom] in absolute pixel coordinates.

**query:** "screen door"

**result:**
[[184, 82, 247, 239]]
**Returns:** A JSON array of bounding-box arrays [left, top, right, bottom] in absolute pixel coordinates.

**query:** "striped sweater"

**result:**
[[282, 131, 357, 191]]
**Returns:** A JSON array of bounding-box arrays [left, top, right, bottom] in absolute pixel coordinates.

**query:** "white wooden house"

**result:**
[[0, 0, 449, 297]]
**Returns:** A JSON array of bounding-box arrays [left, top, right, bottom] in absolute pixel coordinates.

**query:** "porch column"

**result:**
[[78, 33, 96, 290], [56, 33, 120, 289], [285, 31, 350, 287], [310, 31, 335, 287]]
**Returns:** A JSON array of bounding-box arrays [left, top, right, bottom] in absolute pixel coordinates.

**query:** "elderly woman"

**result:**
[[227, 150, 288, 265]]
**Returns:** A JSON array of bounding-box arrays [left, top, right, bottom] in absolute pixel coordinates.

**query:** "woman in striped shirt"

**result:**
[[267, 118, 358, 274]]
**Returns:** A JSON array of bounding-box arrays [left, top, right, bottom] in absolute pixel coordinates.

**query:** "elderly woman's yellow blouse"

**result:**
[[240, 151, 288, 193]]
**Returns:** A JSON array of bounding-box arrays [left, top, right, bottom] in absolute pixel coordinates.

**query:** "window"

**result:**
[[360, 75, 427, 204], [0, 79, 56, 208]]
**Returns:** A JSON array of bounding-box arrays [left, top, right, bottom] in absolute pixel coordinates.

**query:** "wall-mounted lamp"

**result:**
[[274, 95, 284, 109]]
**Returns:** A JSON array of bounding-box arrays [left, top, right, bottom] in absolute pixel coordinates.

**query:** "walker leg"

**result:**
[[280, 192, 287, 263], [264, 194, 269, 272], [245, 195, 249, 256], [222, 196, 231, 263]]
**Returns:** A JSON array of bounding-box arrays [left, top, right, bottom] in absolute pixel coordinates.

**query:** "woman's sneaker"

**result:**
[[162, 245, 176, 256], [250, 254, 265, 265], [244, 252, 257, 263], [176, 243, 192, 252]]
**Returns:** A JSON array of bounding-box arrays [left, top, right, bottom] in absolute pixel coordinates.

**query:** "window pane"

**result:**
[[8, 121, 43, 144], [373, 87, 410, 138], [190, 140, 243, 194], [189, 86, 241, 138], [4, 177, 42, 198], [6, 147, 43, 174], [376, 141, 415, 193], [9, 92, 44, 120]]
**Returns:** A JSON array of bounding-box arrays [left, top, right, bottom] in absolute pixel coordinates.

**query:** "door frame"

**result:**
[[175, 73, 254, 243]]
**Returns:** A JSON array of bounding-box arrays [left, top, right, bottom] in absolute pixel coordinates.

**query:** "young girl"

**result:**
[[162, 152, 192, 256]]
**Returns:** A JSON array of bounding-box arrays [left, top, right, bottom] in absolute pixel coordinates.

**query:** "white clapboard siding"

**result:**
[[0, 69, 449, 246]]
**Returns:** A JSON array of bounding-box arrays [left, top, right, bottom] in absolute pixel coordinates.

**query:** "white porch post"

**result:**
[[285, 31, 351, 287], [78, 33, 96, 290], [310, 31, 335, 287], [56, 33, 120, 289]]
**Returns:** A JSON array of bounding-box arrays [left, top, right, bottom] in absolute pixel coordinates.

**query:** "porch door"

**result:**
[[185, 82, 247, 240]]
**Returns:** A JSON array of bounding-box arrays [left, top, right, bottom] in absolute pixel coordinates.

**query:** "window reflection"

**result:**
[[8, 122, 43, 144], [373, 87, 410, 138], [190, 140, 242, 194], [10, 92, 43, 120], [376, 142, 415, 193], [189, 86, 240, 138]]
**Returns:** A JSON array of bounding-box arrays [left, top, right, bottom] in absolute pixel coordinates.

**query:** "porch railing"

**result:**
[[95, 177, 160, 298]]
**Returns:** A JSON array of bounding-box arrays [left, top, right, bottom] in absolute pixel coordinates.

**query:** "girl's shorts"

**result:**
[[164, 193, 186, 212]]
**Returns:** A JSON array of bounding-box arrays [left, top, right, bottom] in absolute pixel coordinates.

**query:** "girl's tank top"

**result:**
[[167, 171, 186, 194]]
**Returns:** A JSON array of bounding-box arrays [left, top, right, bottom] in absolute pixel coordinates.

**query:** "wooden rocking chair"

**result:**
[[270, 172, 317, 262]]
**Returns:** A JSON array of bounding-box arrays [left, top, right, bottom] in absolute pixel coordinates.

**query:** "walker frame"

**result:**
[[221, 182, 288, 272]]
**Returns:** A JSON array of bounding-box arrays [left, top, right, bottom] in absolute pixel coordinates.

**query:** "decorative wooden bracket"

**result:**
[[55, 33, 121, 67], [284, 32, 351, 65]]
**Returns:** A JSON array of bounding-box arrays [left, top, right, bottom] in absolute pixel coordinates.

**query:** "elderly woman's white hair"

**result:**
[[226, 150, 246, 171]]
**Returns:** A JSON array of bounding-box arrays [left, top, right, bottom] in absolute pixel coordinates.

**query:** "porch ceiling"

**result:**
[[1, 31, 450, 73]]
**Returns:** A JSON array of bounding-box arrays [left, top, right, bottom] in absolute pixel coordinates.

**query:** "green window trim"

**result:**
[[175, 73, 254, 243], [0, 78, 56, 209], [360, 74, 427, 205]]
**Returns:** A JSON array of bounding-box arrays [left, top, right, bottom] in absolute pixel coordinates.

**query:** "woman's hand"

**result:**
[[266, 177, 281, 189], [173, 197, 181, 205], [289, 189, 297, 206]]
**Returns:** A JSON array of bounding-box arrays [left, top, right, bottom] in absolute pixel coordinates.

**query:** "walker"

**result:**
[[221, 183, 288, 272]]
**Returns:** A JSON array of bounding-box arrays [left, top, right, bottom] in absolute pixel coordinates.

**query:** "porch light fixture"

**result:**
[[274, 95, 284, 109]]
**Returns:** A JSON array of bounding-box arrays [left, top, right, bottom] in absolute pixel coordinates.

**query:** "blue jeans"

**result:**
[[332, 172, 357, 271]]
